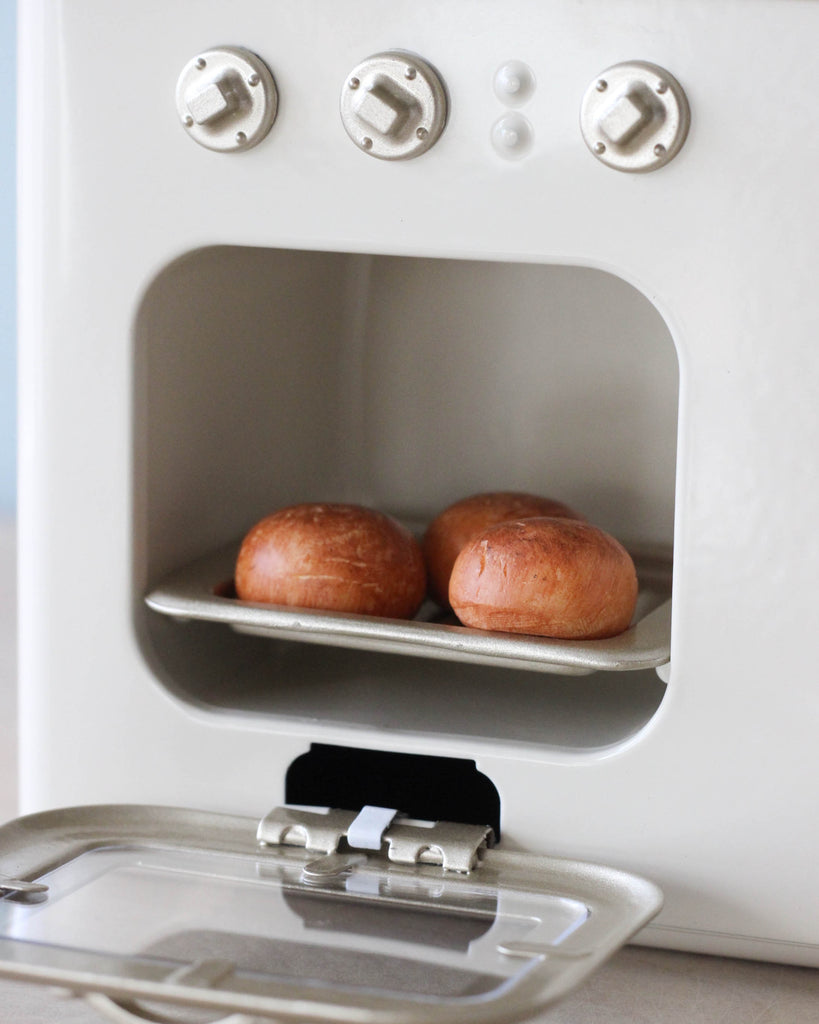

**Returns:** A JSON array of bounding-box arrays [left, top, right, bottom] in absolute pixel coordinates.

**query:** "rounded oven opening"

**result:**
[[134, 245, 678, 753]]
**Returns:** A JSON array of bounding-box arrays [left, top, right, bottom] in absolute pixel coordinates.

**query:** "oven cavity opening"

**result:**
[[285, 744, 502, 840], [134, 244, 678, 754]]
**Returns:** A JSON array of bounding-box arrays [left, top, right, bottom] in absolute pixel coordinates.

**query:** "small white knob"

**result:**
[[493, 61, 536, 106], [491, 113, 534, 160]]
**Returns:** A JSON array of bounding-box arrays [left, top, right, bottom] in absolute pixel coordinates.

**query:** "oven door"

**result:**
[[0, 805, 661, 1024]]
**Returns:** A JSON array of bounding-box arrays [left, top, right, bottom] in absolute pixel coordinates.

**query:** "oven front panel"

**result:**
[[17, 0, 819, 965]]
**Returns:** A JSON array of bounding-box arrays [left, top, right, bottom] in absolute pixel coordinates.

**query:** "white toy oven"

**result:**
[[13, 0, 819, 1005]]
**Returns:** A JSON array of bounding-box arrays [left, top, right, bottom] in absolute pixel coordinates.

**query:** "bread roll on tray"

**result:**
[[235, 503, 426, 619], [423, 491, 584, 607], [449, 517, 637, 640]]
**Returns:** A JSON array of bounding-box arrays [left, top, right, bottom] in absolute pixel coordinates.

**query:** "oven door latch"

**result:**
[[257, 805, 495, 874]]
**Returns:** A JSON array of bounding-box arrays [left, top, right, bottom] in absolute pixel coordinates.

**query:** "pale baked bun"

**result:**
[[423, 491, 584, 607], [235, 503, 427, 619], [448, 517, 638, 640]]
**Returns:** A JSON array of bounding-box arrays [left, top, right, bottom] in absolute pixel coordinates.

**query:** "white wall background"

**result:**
[[0, 0, 15, 516]]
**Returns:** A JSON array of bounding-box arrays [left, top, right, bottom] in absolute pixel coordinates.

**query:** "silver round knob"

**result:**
[[340, 51, 448, 160], [176, 46, 278, 153], [580, 61, 690, 172]]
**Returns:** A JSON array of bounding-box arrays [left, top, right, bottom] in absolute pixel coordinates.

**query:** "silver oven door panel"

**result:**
[[0, 805, 662, 1024]]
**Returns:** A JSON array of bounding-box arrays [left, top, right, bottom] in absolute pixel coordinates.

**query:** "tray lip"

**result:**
[[144, 543, 672, 675], [0, 803, 663, 1024]]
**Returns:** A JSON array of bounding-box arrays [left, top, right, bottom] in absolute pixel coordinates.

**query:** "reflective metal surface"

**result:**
[[340, 51, 448, 159], [145, 544, 672, 676], [580, 61, 690, 172], [176, 46, 278, 152], [0, 804, 662, 1023]]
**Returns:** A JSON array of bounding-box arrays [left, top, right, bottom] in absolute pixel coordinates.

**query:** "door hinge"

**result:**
[[257, 805, 495, 874]]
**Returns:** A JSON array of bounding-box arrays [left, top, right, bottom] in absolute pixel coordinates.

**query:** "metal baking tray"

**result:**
[[145, 543, 671, 677]]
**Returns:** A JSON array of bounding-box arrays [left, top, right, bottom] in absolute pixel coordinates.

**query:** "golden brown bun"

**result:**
[[423, 491, 584, 607], [235, 503, 427, 619], [448, 517, 638, 640]]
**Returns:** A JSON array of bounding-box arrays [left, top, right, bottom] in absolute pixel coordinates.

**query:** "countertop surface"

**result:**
[[0, 519, 817, 1023]]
